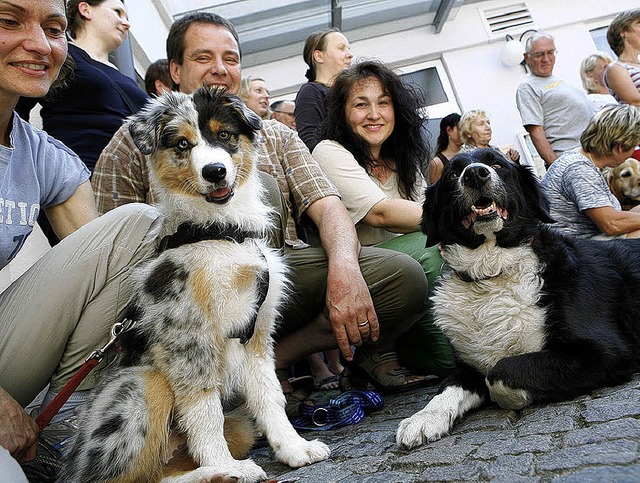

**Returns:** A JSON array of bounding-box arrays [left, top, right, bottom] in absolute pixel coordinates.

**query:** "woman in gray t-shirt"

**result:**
[[541, 104, 640, 238]]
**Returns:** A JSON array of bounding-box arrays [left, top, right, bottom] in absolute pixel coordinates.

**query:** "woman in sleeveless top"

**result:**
[[427, 113, 462, 185], [604, 9, 640, 106]]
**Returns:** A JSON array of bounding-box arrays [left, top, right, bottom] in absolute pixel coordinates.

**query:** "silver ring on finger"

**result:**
[[358, 320, 370, 327]]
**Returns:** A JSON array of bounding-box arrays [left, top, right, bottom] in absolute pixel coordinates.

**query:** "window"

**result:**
[[397, 59, 460, 154], [590, 26, 616, 60]]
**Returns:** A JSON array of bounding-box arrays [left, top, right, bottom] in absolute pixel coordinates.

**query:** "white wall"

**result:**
[[242, 0, 636, 154], [128, 0, 637, 154], [128, 0, 171, 65]]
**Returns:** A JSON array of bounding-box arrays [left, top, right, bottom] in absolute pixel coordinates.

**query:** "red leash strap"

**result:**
[[35, 358, 100, 432], [34, 319, 135, 433]]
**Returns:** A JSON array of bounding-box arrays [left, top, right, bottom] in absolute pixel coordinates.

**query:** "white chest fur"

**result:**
[[433, 241, 547, 375]]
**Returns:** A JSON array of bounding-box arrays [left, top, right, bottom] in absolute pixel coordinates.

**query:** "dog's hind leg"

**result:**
[[242, 349, 331, 468], [62, 367, 174, 483], [396, 365, 487, 449]]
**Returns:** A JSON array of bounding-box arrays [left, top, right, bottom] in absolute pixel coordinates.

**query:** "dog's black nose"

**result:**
[[463, 165, 491, 189], [202, 163, 227, 183]]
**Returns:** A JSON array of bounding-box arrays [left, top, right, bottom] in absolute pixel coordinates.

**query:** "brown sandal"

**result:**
[[351, 349, 427, 394], [338, 366, 369, 392]]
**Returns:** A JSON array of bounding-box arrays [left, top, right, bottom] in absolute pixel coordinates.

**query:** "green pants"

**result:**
[[377, 232, 455, 377]]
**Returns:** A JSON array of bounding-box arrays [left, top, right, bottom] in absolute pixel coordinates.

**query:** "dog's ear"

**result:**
[[601, 166, 622, 200], [518, 164, 555, 223], [127, 96, 168, 155], [229, 95, 263, 136], [128, 114, 157, 155], [422, 183, 442, 247], [127, 92, 190, 155]]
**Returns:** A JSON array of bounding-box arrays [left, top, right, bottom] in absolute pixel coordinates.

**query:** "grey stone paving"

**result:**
[[249, 374, 640, 482]]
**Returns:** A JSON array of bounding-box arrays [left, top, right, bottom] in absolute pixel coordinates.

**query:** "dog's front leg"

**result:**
[[170, 390, 267, 483], [396, 364, 487, 449], [486, 347, 609, 409], [243, 355, 330, 467]]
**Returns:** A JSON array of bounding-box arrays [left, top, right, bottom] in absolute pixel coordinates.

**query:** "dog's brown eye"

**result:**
[[492, 164, 502, 170], [219, 131, 230, 140], [449, 172, 459, 180], [176, 139, 190, 150]]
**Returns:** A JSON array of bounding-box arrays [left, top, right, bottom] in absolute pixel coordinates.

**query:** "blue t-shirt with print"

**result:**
[[0, 113, 90, 269]]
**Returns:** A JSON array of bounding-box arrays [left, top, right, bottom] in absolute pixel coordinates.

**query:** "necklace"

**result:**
[[585, 151, 606, 169], [370, 158, 394, 183]]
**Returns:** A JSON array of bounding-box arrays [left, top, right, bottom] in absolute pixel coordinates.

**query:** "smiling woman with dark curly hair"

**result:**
[[313, 59, 455, 380]]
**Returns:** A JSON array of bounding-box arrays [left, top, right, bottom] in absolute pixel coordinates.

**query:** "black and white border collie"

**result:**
[[62, 87, 330, 482], [396, 148, 640, 449]]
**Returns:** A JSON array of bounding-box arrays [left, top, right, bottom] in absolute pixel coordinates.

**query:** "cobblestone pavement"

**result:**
[[250, 374, 640, 482]]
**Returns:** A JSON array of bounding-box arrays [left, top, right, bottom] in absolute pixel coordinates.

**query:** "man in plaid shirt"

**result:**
[[93, 12, 428, 394]]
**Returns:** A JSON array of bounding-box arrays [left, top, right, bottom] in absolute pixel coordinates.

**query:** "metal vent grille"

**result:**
[[481, 2, 535, 39]]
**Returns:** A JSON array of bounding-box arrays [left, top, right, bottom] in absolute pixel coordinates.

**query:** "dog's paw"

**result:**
[[164, 460, 267, 483], [225, 459, 267, 482], [486, 378, 531, 410], [396, 410, 452, 449], [274, 438, 331, 467]]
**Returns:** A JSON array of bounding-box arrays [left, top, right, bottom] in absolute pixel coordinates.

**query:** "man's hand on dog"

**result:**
[[326, 263, 379, 361], [0, 387, 38, 463]]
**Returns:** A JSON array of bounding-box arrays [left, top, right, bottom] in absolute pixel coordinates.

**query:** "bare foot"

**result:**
[[307, 352, 339, 390], [325, 349, 345, 376]]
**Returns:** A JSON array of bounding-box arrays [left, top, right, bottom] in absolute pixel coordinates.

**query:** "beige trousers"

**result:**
[[0, 203, 161, 406]]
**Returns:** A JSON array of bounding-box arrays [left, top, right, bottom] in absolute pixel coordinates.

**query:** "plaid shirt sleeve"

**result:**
[[257, 120, 339, 245], [92, 125, 155, 214]]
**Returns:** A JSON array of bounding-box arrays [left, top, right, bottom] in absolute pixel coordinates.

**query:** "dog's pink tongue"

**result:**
[[207, 187, 231, 200]]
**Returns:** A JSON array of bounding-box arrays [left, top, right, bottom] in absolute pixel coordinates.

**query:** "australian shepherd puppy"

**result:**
[[62, 87, 330, 482], [396, 148, 640, 449]]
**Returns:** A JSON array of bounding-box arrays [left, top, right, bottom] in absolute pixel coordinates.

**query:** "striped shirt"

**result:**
[[606, 62, 640, 104], [540, 150, 621, 238]]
